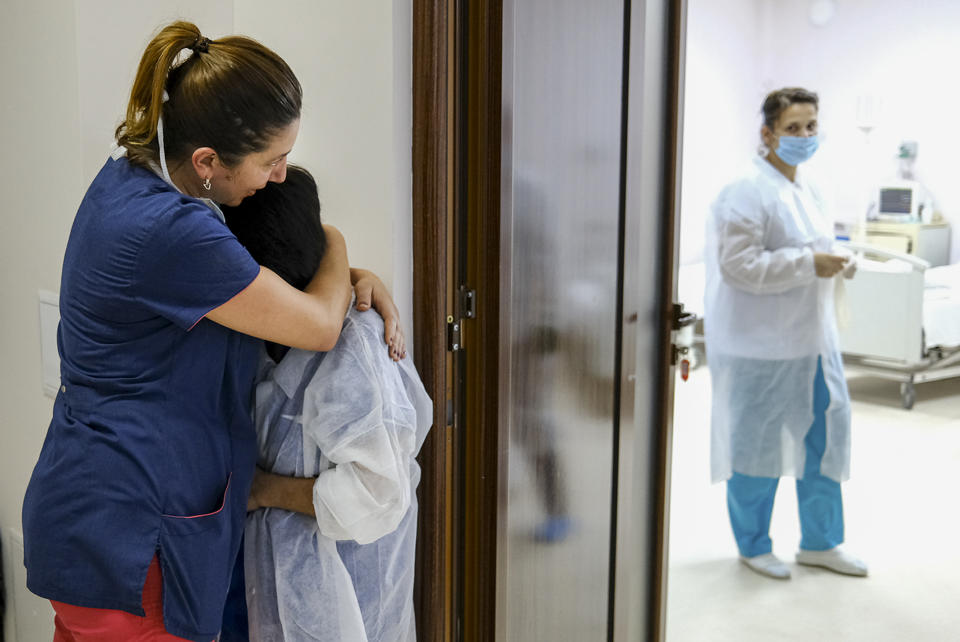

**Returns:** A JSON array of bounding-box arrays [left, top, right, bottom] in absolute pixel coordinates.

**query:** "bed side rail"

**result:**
[[837, 241, 925, 365], [840, 241, 931, 272]]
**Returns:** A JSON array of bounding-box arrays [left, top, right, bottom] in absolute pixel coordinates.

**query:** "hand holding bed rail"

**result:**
[[839, 241, 931, 272]]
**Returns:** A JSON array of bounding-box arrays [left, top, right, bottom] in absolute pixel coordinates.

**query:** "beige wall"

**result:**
[[0, 2, 81, 639], [233, 0, 414, 330], [0, 2, 411, 639]]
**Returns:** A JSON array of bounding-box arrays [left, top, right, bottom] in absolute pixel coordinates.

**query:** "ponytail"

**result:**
[[116, 22, 201, 156], [116, 21, 302, 169]]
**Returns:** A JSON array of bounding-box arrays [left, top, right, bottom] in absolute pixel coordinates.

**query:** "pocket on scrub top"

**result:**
[[159, 473, 238, 636], [161, 473, 233, 535]]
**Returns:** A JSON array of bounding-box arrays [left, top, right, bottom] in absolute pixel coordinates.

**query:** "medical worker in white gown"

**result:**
[[223, 167, 432, 641], [704, 87, 867, 580]]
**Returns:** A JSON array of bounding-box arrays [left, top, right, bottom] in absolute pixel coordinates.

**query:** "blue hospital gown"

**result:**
[[244, 308, 432, 642]]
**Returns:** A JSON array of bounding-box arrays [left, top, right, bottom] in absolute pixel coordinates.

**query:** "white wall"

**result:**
[[0, 3, 411, 639], [679, 0, 763, 266]]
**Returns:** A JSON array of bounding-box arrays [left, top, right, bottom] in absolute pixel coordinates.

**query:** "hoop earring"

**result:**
[[202, 177, 212, 191]]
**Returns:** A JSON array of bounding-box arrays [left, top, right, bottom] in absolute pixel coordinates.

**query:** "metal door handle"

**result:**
[[671, 302, 697, 330]]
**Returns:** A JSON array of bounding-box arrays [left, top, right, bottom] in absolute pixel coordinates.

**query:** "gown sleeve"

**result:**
[[714, 183, 817, 295], [301, 315, 419, 545]]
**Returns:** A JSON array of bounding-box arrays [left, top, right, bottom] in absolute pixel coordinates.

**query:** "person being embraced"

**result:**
[[223, 166, 432, 642]]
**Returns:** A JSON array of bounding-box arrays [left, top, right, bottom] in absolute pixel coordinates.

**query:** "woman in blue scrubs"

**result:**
[[704, 87, 867, 581], [21, 21, 403, 642]]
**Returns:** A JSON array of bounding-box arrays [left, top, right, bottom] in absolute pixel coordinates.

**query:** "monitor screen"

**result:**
[[879, 188, 913, 215]]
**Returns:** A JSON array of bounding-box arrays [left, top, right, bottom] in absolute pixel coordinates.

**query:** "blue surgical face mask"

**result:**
[[774, 135, 819, 166]]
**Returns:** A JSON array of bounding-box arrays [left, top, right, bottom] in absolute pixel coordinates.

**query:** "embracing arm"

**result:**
[[247, 469, 315, 516], [245, 427, 413, 545], [350, 268, 406, 361], [206, 225, 352, 352], [208, 225, 405, 358]]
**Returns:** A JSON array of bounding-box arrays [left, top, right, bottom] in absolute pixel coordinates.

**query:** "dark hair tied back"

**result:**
[[116, 20, 302, 170]]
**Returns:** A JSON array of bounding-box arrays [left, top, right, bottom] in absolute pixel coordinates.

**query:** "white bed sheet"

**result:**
[[924, 264, 960, 348]]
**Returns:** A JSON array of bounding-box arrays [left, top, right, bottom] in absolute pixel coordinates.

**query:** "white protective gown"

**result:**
[[244, 308, 433, 642], [704, 156, 852, 484]]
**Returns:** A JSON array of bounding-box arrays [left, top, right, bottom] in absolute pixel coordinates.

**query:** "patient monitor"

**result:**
[[876, 179, 920, 221]]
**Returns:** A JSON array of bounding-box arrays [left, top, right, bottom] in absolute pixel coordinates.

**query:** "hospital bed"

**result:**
[[838, 242, 960, 409]]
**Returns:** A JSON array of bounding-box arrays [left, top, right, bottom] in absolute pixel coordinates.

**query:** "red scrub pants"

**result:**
[[51, 556, 213, 642]]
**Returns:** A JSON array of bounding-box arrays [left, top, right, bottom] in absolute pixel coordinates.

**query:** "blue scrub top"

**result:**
[[22, 156, 262, 642]]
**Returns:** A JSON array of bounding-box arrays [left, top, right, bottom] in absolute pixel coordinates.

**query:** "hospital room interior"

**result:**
[[1, 0, 959, 641], [668, 0, 960, 641]]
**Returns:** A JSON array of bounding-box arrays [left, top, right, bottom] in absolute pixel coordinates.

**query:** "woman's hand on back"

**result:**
[[351, 268, 406, 361]]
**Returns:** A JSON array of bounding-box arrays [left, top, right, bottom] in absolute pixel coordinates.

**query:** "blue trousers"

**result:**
[[726, 358, 844, 557]]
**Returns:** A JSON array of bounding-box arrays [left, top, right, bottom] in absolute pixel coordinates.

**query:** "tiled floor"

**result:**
[[666, 369, 960, 642]]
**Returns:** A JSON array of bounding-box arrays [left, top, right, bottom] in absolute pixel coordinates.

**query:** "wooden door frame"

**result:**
[[412, 1, 455, 640], [412, 1, 502, 640]]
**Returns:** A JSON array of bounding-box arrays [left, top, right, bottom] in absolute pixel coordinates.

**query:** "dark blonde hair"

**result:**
[[761, 87, 818, 128], [116, 21, 302, 169]]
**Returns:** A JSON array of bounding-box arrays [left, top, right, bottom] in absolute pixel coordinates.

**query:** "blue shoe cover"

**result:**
[[532, 516, 573, 543]]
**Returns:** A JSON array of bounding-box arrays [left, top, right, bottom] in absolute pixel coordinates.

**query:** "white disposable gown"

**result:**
[[244, 308, 433, 642], [704, 156, 852, 484]]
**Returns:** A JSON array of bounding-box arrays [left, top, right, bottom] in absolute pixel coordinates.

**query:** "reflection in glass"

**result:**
[[501, 0, 624, 639]]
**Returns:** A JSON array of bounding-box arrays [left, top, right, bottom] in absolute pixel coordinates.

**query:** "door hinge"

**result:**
[[459, 285, 476, 319], [447, 315, 462, 352], [447, 287, 476, 352]]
